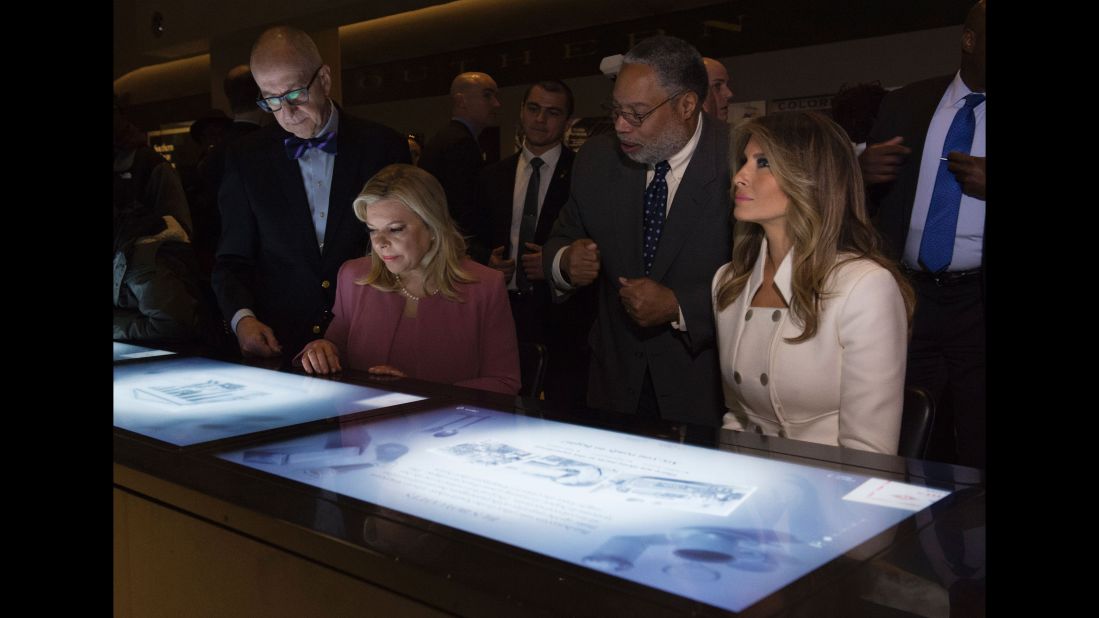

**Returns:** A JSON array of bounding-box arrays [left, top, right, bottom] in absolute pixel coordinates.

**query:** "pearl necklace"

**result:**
[[395, 274, 438, 301]]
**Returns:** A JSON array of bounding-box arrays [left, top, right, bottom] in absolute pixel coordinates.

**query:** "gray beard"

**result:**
[[621, 121, 691, 165]]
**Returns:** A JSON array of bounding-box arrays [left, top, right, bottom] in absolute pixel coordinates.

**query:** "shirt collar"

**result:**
[[521, 142, 562, 171], [748, 236, 794, 305], [315, 100, 339, 138], [944, 70, 986, 108], [654, 114, 704, 183], [452, 116, 478, 138]]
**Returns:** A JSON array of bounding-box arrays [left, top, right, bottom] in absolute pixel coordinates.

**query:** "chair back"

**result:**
[[898, 386, 935, 459], [517, 341, 547, 400]]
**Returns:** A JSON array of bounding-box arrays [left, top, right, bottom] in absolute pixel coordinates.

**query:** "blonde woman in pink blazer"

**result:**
[[296, 164, 520, 395], [712, 112, 914, 454]]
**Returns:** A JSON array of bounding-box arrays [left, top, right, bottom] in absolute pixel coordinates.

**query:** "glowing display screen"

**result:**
[[114, 356, 425, 446], [218, 403, 950, 613], [113, 342, 176, 361]]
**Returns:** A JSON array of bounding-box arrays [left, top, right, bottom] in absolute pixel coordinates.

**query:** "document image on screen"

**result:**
[[114, 356, 424, 446], [133, 377, 270, 406], [218, 404, 951, 613]]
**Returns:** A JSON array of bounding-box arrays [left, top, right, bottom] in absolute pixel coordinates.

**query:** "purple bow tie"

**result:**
[[284, 132, 337, 159]]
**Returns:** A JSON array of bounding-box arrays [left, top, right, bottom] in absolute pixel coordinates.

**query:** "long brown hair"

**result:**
[[714, 112, 914, 342]]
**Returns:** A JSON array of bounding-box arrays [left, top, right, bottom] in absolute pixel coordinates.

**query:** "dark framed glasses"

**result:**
[[603, 89, 685, 127], [256, 66, 322, 113]]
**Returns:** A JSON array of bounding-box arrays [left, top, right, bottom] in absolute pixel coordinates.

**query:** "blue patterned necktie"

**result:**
[[918, 93, 985, 273], [284, 132, 337, 160], [515, 157, 544, 293], [642, 160, 671, 276]]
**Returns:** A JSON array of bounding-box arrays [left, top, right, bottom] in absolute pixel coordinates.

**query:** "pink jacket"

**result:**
[[321, 256, 521, 395]]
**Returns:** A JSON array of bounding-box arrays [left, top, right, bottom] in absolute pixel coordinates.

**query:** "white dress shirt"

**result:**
[[507, 143, 562, 290], [298, 104, 339, 251], [903, 71, 986, 271]]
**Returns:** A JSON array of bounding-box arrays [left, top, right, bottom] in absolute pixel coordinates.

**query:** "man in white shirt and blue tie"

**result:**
[[860, 1, 987, 468]]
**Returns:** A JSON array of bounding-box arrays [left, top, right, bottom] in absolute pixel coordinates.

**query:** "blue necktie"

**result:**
[[642, 161, 671, 276], [284, 132, 337, 160], [918, 93, 985, 273]]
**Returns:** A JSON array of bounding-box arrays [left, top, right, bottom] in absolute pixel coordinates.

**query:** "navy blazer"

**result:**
[[477, 147, 596, 345], [420, 120, 489, 257], [866, 75, 954, 263], [865, 74, 987, 296], [479, 147, 575, 260], [212, 111, 410, 357]]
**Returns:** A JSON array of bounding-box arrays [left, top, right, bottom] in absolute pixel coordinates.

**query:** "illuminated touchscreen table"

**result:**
[[114, 356, 425, 447], [113, 341, 176, 362], [218, 402, 951, 614]]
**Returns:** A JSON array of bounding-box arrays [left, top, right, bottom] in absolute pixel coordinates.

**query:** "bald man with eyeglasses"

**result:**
[[212, 26, 409, 362], [543, 36, 732, 426]]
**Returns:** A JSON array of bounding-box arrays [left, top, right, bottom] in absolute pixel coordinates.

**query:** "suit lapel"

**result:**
[[608, 148, 648, 279], [493, 154, 520, 252], [727, 247, 768, 376], [371, 287, 407, 363], [267, 131, 319, 260], [327, 122, 365, 261], [649, 116, 719, 282], [535, 147, 573, 242], [896, 76, 954, 236]]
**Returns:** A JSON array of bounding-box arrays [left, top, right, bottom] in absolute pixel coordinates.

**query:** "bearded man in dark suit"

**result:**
[[543, 36, 732, 425]]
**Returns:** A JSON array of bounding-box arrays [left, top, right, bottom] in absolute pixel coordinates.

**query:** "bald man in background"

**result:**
[[213, 26, 409, 362], [701, 57, 734, 122], [420, 72, 502, 262]]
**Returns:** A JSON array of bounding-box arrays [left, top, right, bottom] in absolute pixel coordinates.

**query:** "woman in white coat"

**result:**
[[712, 112, 914, 454]]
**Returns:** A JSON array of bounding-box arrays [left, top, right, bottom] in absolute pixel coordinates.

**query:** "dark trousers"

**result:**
[[509, 289, 591, 409], [636, 368, 661, 419], [905, 275, 986, 468]]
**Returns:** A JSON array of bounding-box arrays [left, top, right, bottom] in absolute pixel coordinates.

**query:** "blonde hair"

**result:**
[[714, 112, 914, 342], [352, 164, 474, 300]]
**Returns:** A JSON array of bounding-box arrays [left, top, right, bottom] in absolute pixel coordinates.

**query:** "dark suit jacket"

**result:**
[[480, 147, 575, 275], [866, 74, 987, 297], [420, 120, 489, 259], [212, 111, 410, 358], [542, 115, 732, 425], [200, 121, 262, 195], [194, 120, 263, 272], [478, 146, 596, 339], [866, 75, 954, 262]]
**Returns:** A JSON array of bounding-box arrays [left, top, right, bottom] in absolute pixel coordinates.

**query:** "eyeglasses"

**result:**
[[256, 66, 322, 113], [603, 90, 685, 127]]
